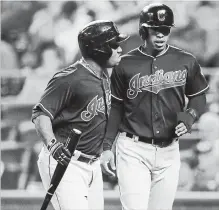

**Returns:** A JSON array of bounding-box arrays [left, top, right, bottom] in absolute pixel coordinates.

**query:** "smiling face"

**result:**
[[146, 26, 171, 53]]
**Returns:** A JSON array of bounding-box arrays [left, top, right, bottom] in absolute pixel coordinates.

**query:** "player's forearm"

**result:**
[[103, 99, 123, 151], [177, 94, 207, 133], [187, 93, 207, 120], [33, 115, 56, 146]]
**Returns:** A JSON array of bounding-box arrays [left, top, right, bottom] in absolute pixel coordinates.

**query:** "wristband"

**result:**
[[186, 108, 198, 121], [103, 141, 113, 151], [47, 138, 57, 151]]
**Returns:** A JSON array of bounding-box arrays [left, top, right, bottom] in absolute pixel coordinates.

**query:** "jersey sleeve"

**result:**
[[185, 58, 209, 97], [32, 77, 73, 121], [111, 63, 126, 101]]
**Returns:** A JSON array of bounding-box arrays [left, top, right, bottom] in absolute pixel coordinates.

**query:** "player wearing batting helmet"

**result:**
[[101, 3, 209, 210], [32, 20, 128, 210]]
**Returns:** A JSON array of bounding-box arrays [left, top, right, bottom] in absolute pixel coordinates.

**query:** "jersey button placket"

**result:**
[[153, 58, 158, 70], [151, 58, 157, 137], [152, 57, 161, 138]]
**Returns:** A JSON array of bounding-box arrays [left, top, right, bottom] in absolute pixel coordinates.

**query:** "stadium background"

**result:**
[[1, 1, 219, 209]]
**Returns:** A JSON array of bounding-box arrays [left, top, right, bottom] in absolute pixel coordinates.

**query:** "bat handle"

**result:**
[[40, 128, 82, 210], [40, 194, 52, 210]]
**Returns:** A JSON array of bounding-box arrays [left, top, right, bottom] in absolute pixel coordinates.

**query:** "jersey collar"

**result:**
[[79, 58, 102, 79], [138, 44, 170, 58], [79, 58, 109, 80]]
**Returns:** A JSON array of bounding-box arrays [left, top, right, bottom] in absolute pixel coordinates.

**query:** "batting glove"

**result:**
[[177, 108, 198, 133], [47, 138, 71, 166]]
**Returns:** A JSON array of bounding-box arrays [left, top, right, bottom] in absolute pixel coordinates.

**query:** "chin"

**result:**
[[116, 57, 121, 63], [108, 60, 120, 67], [114, 61, 120, 66], [155, 47, 164, 52], [109, 63, 118, 68]]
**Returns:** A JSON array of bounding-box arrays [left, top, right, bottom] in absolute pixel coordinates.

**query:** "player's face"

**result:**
[[106, 42, 123, 67], [147, 26, 171, 52]]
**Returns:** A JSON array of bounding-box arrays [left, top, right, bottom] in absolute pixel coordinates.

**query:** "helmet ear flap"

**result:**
[[79, 39, 113, 66], [90, 44, 112, 65], [139, 26, 148, 40], [93, 45, 112, 59]]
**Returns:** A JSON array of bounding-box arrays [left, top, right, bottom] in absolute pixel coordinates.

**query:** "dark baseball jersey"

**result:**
[[32, 59, 111, 156], [111, 45, 209, 139]]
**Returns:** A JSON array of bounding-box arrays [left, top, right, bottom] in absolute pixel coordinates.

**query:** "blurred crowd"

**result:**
[[1, 0, 219, 192], [2, 1, 219, 98], [2, 1, 219, 71]]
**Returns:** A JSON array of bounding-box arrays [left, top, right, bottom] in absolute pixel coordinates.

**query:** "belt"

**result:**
[[78, 154, 99, 164], [73, 151, 99, 164], [125, 132, 177, 147]]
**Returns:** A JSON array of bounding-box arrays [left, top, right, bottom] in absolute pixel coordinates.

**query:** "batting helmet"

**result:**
[[78, 20, 129, 66], [139, 3, 174, 40]]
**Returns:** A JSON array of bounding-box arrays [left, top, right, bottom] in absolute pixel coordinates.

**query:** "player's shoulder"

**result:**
[[48, 62, 82, 87], [168, 45, 197, 61], [121, 47, 143, 59], [53, 63, 79, 79], [119, 48, 143, 67]]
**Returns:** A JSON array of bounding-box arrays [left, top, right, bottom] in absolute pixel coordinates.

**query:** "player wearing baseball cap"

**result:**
[[32, 20, 128, 210], [101, 3, 209, 210]]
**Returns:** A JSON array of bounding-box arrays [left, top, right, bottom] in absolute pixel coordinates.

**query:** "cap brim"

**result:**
[[117, 34, 130, 43]]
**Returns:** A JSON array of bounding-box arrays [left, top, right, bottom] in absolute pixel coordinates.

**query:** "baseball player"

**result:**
[[101, 3, 209, 210], [31, 20, 128, 210]]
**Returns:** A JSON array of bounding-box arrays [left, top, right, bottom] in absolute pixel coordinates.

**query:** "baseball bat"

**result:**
[[40, 128, 82, 210]]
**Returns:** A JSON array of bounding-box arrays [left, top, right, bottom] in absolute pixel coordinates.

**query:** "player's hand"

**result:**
[[47, 139, 71, 166], [100, 150, 116, 177], [175, 122, 188, 137], [177, 109, 197, 134]]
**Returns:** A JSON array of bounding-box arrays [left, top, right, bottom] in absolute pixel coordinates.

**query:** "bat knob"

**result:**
[[73, 129, 82, 135]]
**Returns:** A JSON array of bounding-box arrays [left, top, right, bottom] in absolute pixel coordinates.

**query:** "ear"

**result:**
[[139, 27, 148, 40]]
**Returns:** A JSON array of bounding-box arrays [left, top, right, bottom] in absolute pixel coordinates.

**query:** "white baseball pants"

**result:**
[[37, 146, 104, 210], [116, 133, 181, 210]]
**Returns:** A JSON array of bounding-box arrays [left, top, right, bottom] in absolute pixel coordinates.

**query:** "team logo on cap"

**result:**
[[157, 10, 166, 21]]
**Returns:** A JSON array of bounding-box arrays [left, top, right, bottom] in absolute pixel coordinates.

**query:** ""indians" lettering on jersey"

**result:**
[[127, 69, 187, 99], [81, 92, 111, 122]]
